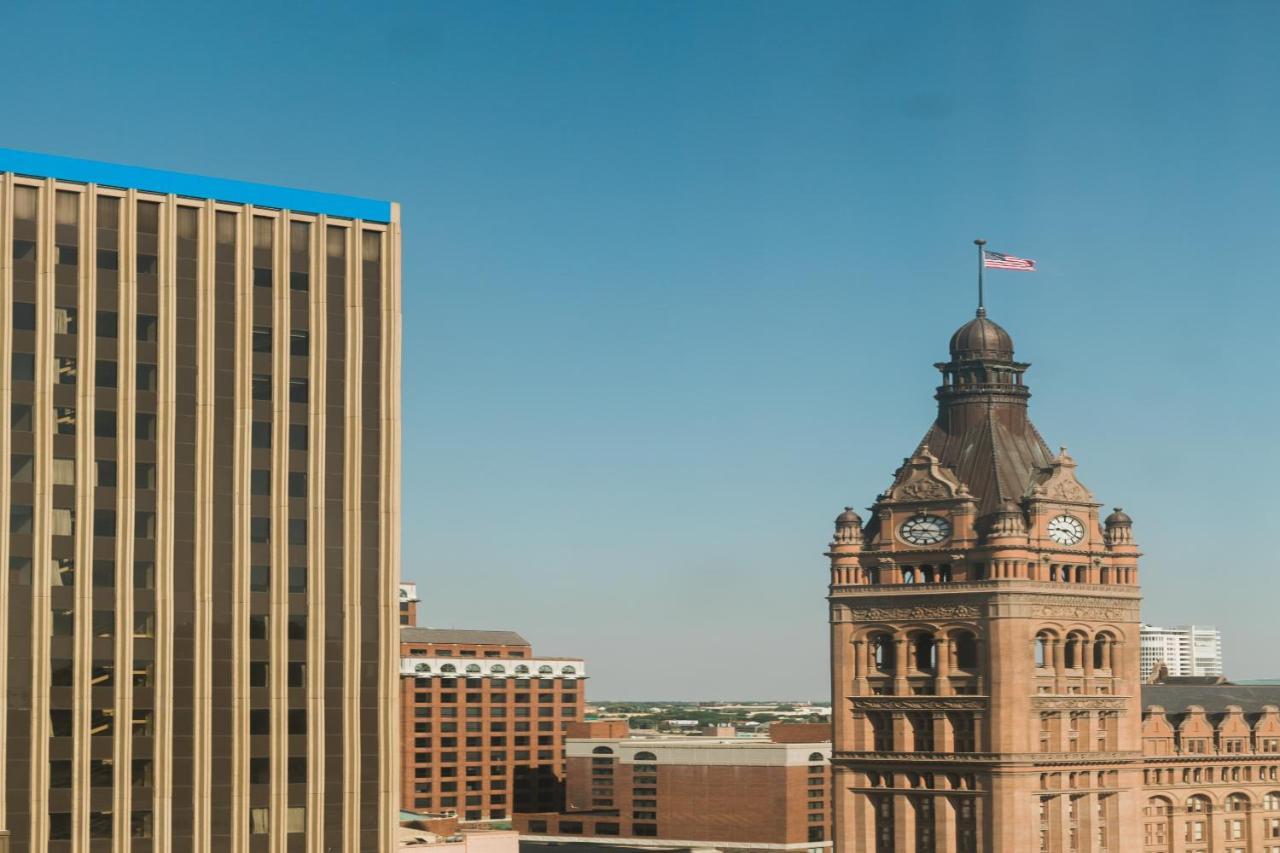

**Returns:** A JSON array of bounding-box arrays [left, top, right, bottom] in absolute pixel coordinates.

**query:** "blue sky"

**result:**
[[8, 1, 1280, 698]]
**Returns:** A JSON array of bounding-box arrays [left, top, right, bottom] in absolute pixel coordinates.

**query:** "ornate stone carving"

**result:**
[[1032, 697, 1132, 711], [1028, 446, 1097, 504], [885, 445, 969, 504], [846, 604, 982, 621], [850, 697, 987, 711], [1027, 596, 1136, 621]]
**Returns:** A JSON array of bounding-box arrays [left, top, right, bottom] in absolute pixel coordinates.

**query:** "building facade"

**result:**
[[0, 149, 402, 852], [516, 722, 832, 851], [1142, 626, 1224, 681], [826, 308, 1145, 851], [827, 308, 1280, 852], [400, 628, 585, 821]]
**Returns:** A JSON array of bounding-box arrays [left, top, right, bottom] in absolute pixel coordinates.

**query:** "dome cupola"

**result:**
[[832, 507, 863, 546], [949, 308, 1015, 362]]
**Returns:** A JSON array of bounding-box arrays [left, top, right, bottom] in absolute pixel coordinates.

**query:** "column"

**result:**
[[933, 712, 954, 752], [935, 637, 952, 696], [893, 633, 909, 695], [893, 793, 917, 853], [832, 621, 854, 745], [934, 794, 958, 853], [892, 712, 911, 753], [1083, 639, 1095, 682], [1053, 639, 1066, 694], [1077, 791, 1095, 853], [849, 790, 879, 853], [852, 639, 867, 695], [1056, 795, 1073, 853]]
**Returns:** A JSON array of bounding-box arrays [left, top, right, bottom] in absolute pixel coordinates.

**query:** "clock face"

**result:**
[[1047, 514, 1085, 546], [899, 514, 952, 546]]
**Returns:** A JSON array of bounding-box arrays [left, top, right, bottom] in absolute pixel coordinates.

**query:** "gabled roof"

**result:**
[[401, 627, 530, 647]]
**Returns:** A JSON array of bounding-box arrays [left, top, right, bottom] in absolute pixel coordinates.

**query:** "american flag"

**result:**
[[983, 250, 1037, 271]]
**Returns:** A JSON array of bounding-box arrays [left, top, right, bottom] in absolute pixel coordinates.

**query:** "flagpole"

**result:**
[[974, 238, 986, 315]]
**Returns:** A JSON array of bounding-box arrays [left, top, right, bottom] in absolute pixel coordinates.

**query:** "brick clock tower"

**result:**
[[827, 309, 1145, 852]]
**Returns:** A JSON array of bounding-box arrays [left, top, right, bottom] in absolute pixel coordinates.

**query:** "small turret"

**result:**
[[1105, 507, 1134, 546], [832, 507, 864, 547]]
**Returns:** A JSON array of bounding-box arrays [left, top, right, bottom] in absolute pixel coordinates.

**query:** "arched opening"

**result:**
[[872, 634, 896, 673], [592, 746, 614, 755], [1064, 632, 1086, 669], [1186, 795, 1211, 813], [1093, 634, 1112, 670], [808, 752, 824, 762], [1264, 792, 1280, 810], [912, 634, 937, 671], [1226, 793, 1250, 812], [633, 751, 657, 762], [953, 631, 979, 670], [1034, 632, 1052, 668], [918, 565, 934, 584]]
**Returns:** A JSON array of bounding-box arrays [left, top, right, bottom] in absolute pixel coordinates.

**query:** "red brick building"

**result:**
[[399, 627, 587, 821], [516, 722, 832, 851]]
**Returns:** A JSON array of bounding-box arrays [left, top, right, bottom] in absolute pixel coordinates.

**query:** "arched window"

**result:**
[[592, 746, 614, 755], [440, 664, 457, 674], [1187, 795, 1211, 813], [1264, 792, 1280, 810], [538, 665, 553, 675], [1092, 634, 1111, 670], [953, 632, 979, 670], [808, 752, 824, 762], [490, 665, 506, 675], [1064, 632, 1086, 669], [1145, 796, 1172, 816], [514, 665, 529, 674], [414, 663, 431, 674], [633, 751, 657, 762], [1034, 633, 1052, 668], [1226, 793, 1250, 812], [913, 634, 937, 671], [872, 634, 895, 673], [465, 663, 481, 674], [561, 665, 576, 675]]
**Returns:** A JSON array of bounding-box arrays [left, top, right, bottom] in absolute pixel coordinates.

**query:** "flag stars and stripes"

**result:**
[[983, 250, 1037, 271]]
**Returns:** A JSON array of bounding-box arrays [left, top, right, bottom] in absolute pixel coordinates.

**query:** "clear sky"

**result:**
[[8, 1, 1280, 698]]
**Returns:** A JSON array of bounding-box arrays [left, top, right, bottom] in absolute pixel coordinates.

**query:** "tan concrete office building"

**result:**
[[0, 148, 402, 852]]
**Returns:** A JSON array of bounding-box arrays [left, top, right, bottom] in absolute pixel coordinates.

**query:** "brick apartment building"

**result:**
[[516, 722, 832, 851], [399, 626, 586, 821]]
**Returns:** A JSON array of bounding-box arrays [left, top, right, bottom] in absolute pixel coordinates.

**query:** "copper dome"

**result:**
[[835, 506, 862, 525], [1105, 507, 1133, 526], [949, 309, 1014, 361]]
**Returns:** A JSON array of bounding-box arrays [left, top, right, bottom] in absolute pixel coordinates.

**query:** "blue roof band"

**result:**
[[0, 147, 392, 223]]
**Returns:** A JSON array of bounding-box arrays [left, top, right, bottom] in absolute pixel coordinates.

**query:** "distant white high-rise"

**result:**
[[1140, 624, 1224, 680]]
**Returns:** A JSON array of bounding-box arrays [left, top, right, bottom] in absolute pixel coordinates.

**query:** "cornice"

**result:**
[[830, 579, 1142, 602]]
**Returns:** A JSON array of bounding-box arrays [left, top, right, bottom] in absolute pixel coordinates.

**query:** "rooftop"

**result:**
[[401, 627, 530, 647], [0, 146, 391, 222], [1142, 683, 1280, 714]]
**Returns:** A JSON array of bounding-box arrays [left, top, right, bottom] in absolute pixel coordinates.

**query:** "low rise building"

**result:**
[[400, 627, 586, 821], [515, 722, 832, 851]]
